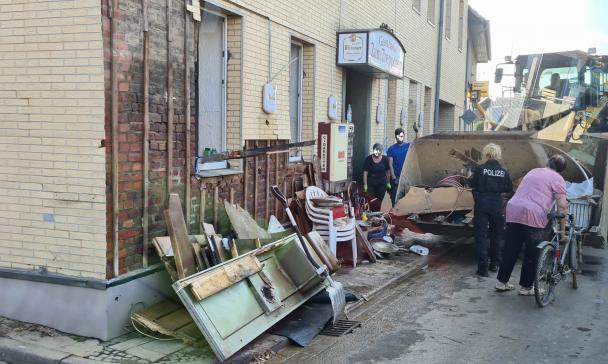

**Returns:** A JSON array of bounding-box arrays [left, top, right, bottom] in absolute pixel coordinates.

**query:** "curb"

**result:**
[[345, 239, 465, 315], [0, 337, 69, 364]]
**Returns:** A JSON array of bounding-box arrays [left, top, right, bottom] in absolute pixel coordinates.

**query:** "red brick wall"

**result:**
[[102, 0, 310, 277]]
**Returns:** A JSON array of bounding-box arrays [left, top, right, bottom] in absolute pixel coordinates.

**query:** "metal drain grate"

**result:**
[[319, 319, 361, 337]]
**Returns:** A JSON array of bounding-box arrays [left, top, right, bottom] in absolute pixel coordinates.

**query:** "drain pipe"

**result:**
[[462, 36, 470, 131], [433, 0, 446, 133]]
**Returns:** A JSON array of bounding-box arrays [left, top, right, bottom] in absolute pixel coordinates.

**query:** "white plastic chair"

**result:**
[[305, 186, 358, 267]]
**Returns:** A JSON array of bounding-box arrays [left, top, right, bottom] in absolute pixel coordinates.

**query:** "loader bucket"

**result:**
[[396, 132, 592, 203]]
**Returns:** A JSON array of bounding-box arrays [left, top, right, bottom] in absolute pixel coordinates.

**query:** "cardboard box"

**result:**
[[393, 186, 474, 216]]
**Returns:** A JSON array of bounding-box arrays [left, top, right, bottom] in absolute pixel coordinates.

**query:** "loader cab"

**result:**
[[513, 51, 608, 108]]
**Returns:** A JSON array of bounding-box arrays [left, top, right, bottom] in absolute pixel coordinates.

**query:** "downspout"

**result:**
[[110, 0, 120, 278], [433, 0, 446, 133], [463, 37, 471, 131]]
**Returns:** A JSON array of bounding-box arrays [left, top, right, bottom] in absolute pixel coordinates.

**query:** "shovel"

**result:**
[[270, 185, 346, 323]]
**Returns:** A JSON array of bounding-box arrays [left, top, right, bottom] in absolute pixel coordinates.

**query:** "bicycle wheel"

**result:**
[[535, 244, 556, 307], [570, 236, 579, 289]]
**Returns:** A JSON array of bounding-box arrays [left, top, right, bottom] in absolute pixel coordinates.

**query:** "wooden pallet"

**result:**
[[131, 299, 203, 345]]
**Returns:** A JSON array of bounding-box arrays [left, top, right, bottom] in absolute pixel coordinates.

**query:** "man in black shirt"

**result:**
[[469, 143, 513, 277]]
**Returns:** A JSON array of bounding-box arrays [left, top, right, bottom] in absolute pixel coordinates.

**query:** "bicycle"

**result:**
[[534, 212, 583, 307]]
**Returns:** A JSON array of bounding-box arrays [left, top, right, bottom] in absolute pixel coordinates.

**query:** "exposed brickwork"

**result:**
[[2, 0, 471, 278]]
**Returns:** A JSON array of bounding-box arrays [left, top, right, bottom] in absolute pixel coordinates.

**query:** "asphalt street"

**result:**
[[276, 240, 608, 363]]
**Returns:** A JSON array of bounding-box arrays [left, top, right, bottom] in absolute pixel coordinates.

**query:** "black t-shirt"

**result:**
[[363, 155, 389, 185]]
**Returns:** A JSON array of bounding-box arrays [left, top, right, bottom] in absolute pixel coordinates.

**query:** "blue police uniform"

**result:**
[[469, 159, 513, 276]]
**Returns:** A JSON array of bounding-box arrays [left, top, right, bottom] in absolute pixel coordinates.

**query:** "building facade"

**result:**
[[0, 0, 474, 339]]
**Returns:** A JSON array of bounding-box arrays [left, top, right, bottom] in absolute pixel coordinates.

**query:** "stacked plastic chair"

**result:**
[[305, 186, 358, 267]]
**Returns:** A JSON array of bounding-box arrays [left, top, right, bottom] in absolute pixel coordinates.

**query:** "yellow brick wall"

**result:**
[[0, 0, 106, 279], [215, 0, 468, 144]]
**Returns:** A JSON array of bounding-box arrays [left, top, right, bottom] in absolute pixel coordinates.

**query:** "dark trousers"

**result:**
[[497, 223, 545, 288], [389, 178, 399, 206], [473, 209, 504, 272], [368, 182, 387, 204]]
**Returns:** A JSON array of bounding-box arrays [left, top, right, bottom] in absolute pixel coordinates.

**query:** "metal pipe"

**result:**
[[110, 0, 120, 277], [142, 0, 150, 267], [433, 0, 446, 133], [462, 36, 471, 132]]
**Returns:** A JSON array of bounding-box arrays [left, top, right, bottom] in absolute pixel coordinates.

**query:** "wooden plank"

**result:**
[[142, 0, 150, 268], [200, 187, 206, 227], [312, 155, 322, 188], [243, 142, 248, 210], [164, 193, 197, 279], [152, 236, 173, 258], [202, 223, 220, 266], [300, 236, 325, 269], [223, 201, 271, 240], [156, 306, 195, 331], [355, 225, 377, 263], [274, 143, 279, 217], [307, 231, 340, 272], [192, 243, 205, 271], [253, 142, 258, 219], [213, 186, 219, 228], [135, 299, 182, 320], [166, 0, 174, 194], [198, 140, 316, 163], [265, 140, 270, 222], [189, 255, 263, 301], [213, 234, 227, 262], [110, 0, 119, 278], [132, 299, 203, 344], [230, 239, 239, 258], [184, 9, 192, 232]]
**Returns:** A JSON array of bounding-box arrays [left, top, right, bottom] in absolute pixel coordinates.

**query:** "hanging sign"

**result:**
[[337, 29, 405, 79]]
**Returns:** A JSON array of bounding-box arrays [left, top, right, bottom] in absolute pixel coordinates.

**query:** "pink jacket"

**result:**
[[506, 167, 568, 228]]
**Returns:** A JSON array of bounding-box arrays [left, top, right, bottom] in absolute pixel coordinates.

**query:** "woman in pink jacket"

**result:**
[[494, 155, 569, 296]]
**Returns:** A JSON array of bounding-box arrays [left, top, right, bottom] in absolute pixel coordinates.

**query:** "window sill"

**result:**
[[427, 20, 436, 27], [197, 168, 242, 178]]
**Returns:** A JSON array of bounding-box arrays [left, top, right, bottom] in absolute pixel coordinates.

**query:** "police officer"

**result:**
[[469, 143, 513, 277]]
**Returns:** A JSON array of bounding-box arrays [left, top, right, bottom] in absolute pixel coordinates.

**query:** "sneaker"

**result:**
[[495, 282, 514, 291], [518, 286, 544, 296]]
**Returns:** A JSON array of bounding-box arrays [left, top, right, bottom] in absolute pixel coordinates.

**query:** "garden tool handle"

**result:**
[[270, 185, 324, 272]]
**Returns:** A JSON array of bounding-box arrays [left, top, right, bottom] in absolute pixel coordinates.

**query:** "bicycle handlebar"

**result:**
[[547, 211, 574, 222]]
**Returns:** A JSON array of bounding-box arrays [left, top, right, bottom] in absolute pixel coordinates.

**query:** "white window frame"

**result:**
[[445, 0, 452, 39], [289, 41, 304, 163], [458, 0, 464, 50], [197, 9, 228, 172], [427, 0, 436, 25], [412, 0, 421, 13]]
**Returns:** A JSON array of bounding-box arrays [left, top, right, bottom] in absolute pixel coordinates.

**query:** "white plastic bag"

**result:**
[[409, 244, 429, 256]]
